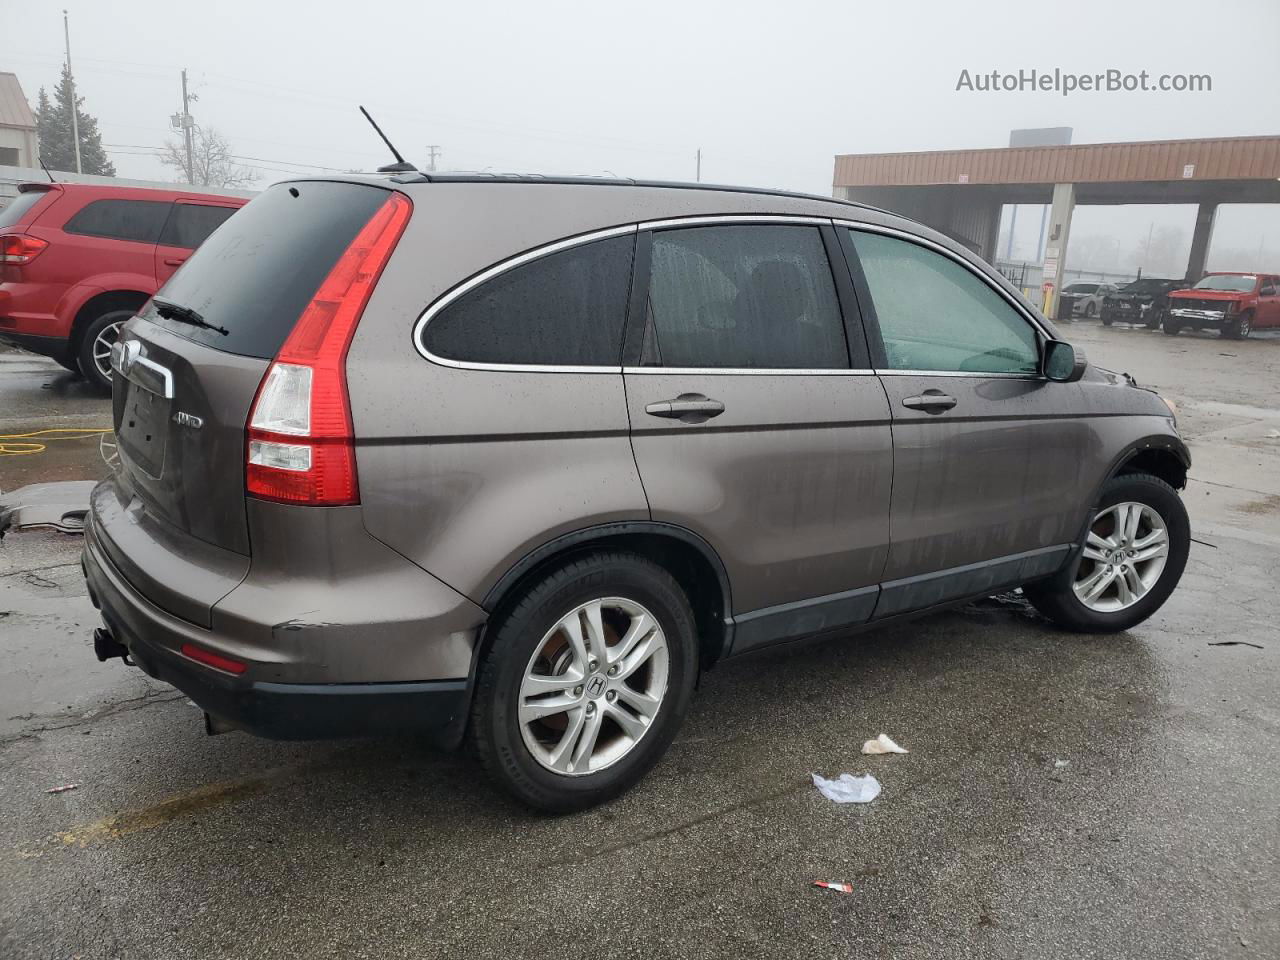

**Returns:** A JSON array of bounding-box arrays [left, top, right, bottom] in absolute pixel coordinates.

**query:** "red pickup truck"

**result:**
[[1164, 272, 1280, 339], [0, 181, 248, 390]]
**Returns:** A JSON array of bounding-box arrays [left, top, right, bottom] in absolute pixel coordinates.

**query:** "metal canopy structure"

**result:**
[[833, 135, 1280, 302]]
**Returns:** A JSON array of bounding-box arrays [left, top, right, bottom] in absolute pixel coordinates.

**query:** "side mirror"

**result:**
[[1043, 340, 1087, 382], [1261, 286, 1277, 296]]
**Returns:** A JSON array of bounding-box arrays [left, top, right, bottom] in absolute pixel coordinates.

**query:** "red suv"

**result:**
[[0, 181, 248, 390], [1164, 271, 1280, 339]]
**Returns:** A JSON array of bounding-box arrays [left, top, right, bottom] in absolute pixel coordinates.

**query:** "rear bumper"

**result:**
[[82, 483, 487, 745], [0, 283, 68, 345]]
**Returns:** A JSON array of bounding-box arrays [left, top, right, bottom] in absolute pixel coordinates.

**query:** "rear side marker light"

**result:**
[[0, 234, 48, 263], [245, 192, 412, 505], [180, 643, 247, 675]]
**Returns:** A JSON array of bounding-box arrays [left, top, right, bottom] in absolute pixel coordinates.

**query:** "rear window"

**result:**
[[64, 198, 171, 243], [141, 181, 388, 358], [0, 189, 53, 230]]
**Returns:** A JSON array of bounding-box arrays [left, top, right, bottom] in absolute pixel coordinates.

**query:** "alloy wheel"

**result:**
[[518, 597, 669, 776], [1073, 501, 1170, 613], [91, 320, 125, 383]]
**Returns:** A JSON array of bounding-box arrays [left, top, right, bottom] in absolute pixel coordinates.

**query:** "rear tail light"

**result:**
[[246, 192, 411, 505], [0, 233, 48, 264]]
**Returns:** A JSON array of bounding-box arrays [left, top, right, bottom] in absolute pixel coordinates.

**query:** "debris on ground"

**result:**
[[959, 590, 1041, 619], [812, 772, 881, 804], [45, 784, 80, 794], [1054, 759, 1070, 769], [813, 881, 854, 894], [1208, 641, 1265, 650], [862, 733, 909, 755]]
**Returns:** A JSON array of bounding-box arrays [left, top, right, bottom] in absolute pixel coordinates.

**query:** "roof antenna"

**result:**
[[38, 155, 57, 183], [358, 106, 418, 174]]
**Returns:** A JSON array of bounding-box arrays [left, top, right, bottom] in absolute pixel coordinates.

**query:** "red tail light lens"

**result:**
[[0, 233, 49, 264], [180, 643, 247, 675], [246, 192, 411, 505]]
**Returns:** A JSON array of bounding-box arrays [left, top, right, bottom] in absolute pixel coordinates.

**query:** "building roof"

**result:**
[[0, 72, 37, 130], [834, 135, 1280, 188]]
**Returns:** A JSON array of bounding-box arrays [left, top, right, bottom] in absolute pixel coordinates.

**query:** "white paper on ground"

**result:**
[[811, 772, 881, 804], [861, 733, 908, 755]]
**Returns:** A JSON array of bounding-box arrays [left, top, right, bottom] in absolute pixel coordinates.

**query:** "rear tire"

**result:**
[[469, 551, 698, 812], [1101, 313, 1113, 327], [1086, 302, 1098, 318], [1024, 473, 1189, 633], [76, 309, 133, 393]]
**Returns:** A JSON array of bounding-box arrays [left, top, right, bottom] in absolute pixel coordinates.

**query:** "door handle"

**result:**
[[645, 393, 725, 423], [163, 257, 187, 266], [901, 390, 957, 412]]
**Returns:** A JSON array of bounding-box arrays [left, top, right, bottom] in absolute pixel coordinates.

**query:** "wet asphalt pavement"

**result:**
[[1, 324, 1278, 960]]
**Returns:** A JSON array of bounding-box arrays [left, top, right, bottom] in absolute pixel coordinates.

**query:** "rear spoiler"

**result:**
[[17, 182, 62, 194]]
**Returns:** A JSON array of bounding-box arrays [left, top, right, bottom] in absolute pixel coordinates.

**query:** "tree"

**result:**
[[34, 65, 116, 176], [160, 127, 256, 189]]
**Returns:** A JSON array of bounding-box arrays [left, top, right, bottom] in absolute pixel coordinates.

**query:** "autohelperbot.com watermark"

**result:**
[[955, 68, 1211, 96]]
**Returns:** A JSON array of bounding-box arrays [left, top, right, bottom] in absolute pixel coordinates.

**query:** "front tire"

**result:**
[[469, 552, 698, 812], [1224, 311, 1253, 340], [1163, 321, 1182, 336], [1024, 473, 1189, 633], [76, 309, 133, 393]]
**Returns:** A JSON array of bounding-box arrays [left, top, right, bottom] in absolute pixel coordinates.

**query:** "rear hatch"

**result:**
[[0, 183, 62, 283], [107, 180, 395, 620]]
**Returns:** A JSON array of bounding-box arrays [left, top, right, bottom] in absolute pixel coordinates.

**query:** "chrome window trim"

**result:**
[[642, 213, 831, 230], [413, 215, 854, 374], [874, 368, 1041, 380], [623, 366, 875, 376], [833, 218, 1056, 348]]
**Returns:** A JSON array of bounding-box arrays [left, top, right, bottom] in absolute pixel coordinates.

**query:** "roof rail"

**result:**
[[388, 171, 894, 217]]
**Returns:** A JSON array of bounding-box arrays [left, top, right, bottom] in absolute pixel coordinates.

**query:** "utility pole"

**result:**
[[695, 148, 701, 182], [62, 9, 82, 174], [425, 145, 441, 173], [180, 70, 196, 184]]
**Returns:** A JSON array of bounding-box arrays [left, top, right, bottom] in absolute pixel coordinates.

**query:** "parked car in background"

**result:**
[[1101, 277, 1183, 328], [0, 181, 248, 390], [84, 175, 1190, 811], [1057, 281, 1118, 319], [1164, 272, 1280, 339]]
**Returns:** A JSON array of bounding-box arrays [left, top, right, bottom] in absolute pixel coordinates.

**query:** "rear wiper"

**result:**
[[152, 296, 228, 336]]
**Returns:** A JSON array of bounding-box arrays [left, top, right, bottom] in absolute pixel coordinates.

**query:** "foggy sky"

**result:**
[[3, 0, 1279, 272]]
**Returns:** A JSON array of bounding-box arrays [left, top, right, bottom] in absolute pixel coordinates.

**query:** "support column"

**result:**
[[1042, 183, 1075, 319], [1185, 202, 1219, 284]]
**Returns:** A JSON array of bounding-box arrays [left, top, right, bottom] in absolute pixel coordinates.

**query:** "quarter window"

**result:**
[[848, 230, 1039, 375], [159, 203, 238, 249], [423, 235, 635, 366], [644, 224, 847, 369], [63, 199, 172, 243]]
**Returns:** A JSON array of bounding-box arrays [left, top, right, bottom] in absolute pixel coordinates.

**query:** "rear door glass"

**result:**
[[158, 203, 238, 249], [644, 224, 847, 368], [64, 199, 171, 242], [141, 181, 388, 358]]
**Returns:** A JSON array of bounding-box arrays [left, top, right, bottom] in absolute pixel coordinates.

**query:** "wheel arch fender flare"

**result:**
[[1074, 434, 1191, 547]]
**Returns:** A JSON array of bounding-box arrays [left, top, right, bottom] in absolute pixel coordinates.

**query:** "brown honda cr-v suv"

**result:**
[[83, 174, 1190, 811]]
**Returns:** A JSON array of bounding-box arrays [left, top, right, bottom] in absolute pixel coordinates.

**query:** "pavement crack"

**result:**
[[3, 690, 189, 741]]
